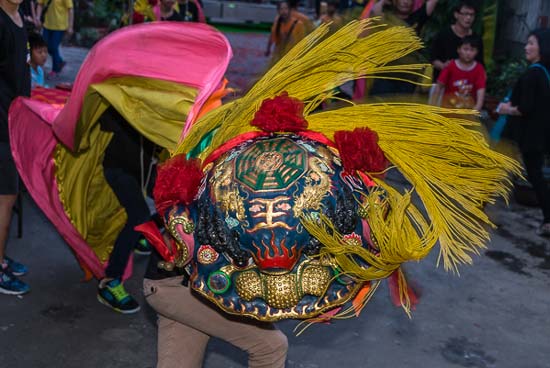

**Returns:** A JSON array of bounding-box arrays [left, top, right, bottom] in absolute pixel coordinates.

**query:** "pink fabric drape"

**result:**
[[53, 22, 231, 150], [9, 23, 232, 278]]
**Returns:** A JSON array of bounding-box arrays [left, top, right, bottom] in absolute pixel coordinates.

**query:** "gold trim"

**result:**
[[193, 275, 371, 322]]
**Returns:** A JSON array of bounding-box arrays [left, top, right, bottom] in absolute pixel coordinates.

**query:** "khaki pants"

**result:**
[[144, 277, 288, 368]]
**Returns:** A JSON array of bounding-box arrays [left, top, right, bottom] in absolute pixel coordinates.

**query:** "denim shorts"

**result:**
[[0, 142, 19, 195]]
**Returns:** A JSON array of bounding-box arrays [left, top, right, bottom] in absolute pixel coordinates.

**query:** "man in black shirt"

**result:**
[[430, 0, 484, 80], [0, 0, 31, 295]]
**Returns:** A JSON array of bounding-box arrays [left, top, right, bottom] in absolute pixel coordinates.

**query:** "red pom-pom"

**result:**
[[153, 155, 203, 214], [250, 91, 308, 132], [334, 127, 386, 173]]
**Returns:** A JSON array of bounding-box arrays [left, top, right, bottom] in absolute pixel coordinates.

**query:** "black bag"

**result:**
[[40, 0, 53, 24]]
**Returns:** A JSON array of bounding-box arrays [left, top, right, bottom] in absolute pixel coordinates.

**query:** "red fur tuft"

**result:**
[[250, 91, 308, 132], [334, 127, 386, 173], [153, 155, 203, 214]]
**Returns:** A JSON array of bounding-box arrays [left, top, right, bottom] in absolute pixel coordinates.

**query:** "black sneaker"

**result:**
[[134, 236, 152, 256], [97, 279, 140, 314]]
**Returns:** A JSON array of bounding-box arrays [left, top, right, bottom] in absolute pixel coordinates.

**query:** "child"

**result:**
[[432, 35, 486, 111], [28, 32, 48, 88]]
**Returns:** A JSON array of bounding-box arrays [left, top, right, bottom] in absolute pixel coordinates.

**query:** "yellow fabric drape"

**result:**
[[55, 76, 198, 261]]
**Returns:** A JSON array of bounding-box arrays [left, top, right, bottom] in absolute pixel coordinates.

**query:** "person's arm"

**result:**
[[429, 83, 444, 106], [497, 101, 521, 116], [266, 16, 278, 57], [35, 2, 43, 29], [265, 38, 273, 57], [425, 0, 438, 16], [474, 88, 485, 112], [67, 7, 74, 35], [30, 1, 39, 27], [474, 66, 487, 112]]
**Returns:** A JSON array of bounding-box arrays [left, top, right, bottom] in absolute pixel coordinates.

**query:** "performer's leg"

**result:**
[[98, 168, 149, 313], [145, 277, 288, 368], [522, 151, 550, 227], [104, 167, 150, 279], [156, 315, 210, 368], [145, 278, 210, 367]]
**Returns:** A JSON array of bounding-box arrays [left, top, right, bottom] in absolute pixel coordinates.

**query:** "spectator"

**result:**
[[372, 0, 438, 35], [29, 32, 48, 88], [36, 0, 73, 78], [0, 0, 31, 295], [430, 0, 483, 81], [498, 29, 550, 236], [432, 35, 486, 111], [265, 1, 306, 62], [20, 0, 38, 32]]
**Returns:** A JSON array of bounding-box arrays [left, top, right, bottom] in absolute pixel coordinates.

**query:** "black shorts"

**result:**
[[0, 141, 19, 195]]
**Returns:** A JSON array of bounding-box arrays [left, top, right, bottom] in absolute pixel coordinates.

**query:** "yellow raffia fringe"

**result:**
[[293, 280, 381, 336], [173, 18, 521, 279], [176, 20, 429, 158], [305, 104, 521, 272], [395, 267, 413, 318]]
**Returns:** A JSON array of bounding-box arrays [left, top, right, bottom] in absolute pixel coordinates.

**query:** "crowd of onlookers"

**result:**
[[268, 0, 488, 112]]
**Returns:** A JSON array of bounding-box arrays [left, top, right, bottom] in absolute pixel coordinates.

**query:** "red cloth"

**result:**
[[437, 60, 486, 109]]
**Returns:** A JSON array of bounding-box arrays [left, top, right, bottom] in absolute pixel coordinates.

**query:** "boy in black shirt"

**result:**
[[0, 0, 31, 295]]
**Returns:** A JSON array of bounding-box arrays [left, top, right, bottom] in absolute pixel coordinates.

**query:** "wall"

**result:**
[[496, 0, 550, 58]]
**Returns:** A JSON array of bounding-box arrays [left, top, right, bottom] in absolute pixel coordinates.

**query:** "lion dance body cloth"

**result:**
[[10, 20, 519, 323]]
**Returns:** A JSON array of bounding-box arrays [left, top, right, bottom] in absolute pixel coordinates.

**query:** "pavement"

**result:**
[[1, 29, 550, 368]]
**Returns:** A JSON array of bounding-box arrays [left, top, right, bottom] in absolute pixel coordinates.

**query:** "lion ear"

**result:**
[[153, 155, 204, 214], [135, 221, 175, 262]]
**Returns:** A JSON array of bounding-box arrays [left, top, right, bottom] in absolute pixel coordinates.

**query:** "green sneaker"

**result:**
[[134, 237, 152, 256], [97, 279, 140, 314]]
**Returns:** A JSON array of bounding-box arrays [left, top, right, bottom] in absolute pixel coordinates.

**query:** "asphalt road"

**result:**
[[1, 32, 549, 368]]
